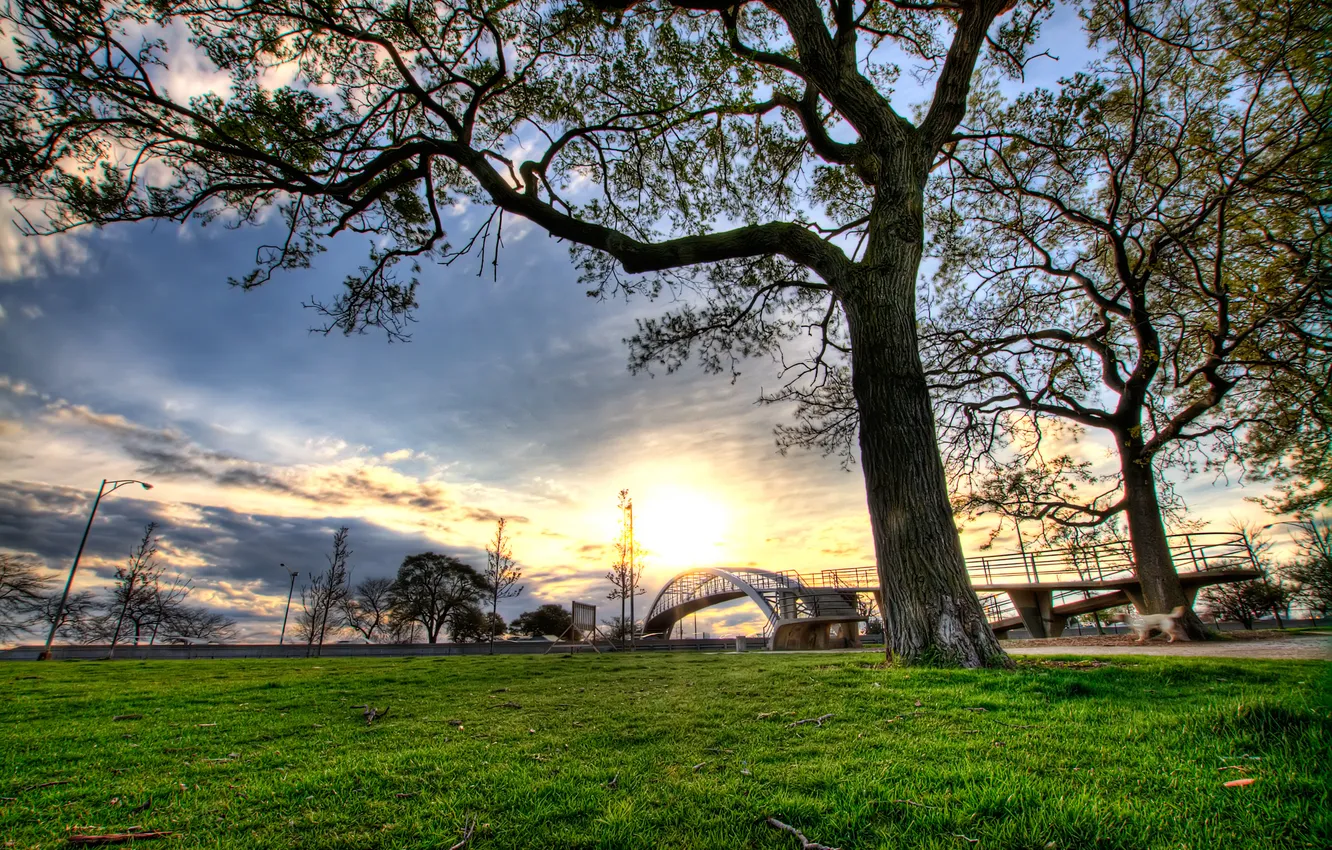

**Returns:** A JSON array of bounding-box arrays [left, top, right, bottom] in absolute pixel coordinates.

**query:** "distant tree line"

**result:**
[[0, 523, 237, 646], [287, 522, 587, 654]]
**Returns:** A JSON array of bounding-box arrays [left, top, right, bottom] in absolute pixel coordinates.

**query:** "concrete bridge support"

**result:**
[[770, 619, 863, 651], [1006, 588, 1068, 639]]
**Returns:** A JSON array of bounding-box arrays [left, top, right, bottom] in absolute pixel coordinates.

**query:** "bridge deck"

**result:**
[[644, 532, 1263, 646]]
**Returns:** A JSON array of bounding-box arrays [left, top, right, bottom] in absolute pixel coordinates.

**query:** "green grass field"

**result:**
[[2, 652, 1328, 849]]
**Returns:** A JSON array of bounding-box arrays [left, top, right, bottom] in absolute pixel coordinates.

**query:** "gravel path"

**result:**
[[1008, 634, 1331, 660]]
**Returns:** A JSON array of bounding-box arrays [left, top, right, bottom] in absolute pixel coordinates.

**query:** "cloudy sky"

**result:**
[[0, 6, 1282, 643]]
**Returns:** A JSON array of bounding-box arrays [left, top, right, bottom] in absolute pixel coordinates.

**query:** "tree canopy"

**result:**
[[389, 552, 487, 643], [511, 603, 573, 638]]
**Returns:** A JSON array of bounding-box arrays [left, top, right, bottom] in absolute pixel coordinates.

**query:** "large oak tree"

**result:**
[[0, 0, 1062, 665]]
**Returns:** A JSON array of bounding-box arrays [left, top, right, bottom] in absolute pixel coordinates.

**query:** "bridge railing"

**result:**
[[964, 531, 1255, 585]]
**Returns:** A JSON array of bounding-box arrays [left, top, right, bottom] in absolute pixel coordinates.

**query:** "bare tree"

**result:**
[[0, 554, 51, 642], [162, 606, 238, 643], [610, 490, 634, 650], [32, 589, 96, 644], [1287, 518, 1332, 620], [301, 526, 353, 656], [605, 490, 641, 647], [341, 576, 394, 642], [1206, 524, 1297, 629], [105, 524, 191, 656], [482, 518, 523, 654]]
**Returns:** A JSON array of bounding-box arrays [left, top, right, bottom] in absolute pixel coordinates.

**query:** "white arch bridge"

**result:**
[[643, 566, 874, 651], [643, 532, 1262, 650]]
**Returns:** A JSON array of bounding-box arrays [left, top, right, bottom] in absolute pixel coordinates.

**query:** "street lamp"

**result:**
[[278, 563, 299, 646], [39, 478, 153, 661]]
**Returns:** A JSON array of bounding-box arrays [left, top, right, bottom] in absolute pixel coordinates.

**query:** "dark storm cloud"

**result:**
[[0, 479, 488, 596]]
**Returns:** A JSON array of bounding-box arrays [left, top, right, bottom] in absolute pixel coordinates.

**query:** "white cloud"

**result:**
[[0, 192, 89, 282]]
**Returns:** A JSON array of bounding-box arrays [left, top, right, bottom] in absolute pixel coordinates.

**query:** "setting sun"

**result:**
[[632, 486, 731, 571]]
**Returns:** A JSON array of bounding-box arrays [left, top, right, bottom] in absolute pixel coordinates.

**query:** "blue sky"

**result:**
[[0, 4, 1283, 642]]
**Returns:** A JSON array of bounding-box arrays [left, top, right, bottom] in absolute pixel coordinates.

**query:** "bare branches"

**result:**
[[765, 817, 841, 850]]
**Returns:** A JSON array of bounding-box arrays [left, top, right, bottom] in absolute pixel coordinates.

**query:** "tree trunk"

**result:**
[[1118, 444, 1208, 639], [841, 186, 1009, 667]]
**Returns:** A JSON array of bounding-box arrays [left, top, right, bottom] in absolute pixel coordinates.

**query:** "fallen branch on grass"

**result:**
[[893, 799, 937, 809], [353, 705, 390, 725], [67, 830, 173, 845], [23, 780, 73, 792], [447, 815, 476, 850], [952, 834, 979, 844], [764, 817, 841, 850], [789, 714, 833, 728], [112, 715, 142, 722]]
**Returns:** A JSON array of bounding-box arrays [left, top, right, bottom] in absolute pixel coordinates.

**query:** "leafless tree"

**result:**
[[162, 606, 238, 643], [105, 523, 191, 656], [1286, 518, 1332, 620], [605, 490, 642, 647], [301, 526, 353, 656], [0, 554, 51, 641], [32, 589, 97, 644], [482, 517, 523, 654], [341, 576, 394, 642]]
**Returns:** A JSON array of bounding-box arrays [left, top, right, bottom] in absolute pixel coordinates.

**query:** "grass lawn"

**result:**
[[1, 652, 1328, 849]]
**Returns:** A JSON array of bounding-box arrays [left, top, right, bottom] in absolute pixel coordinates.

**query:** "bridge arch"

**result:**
[[643, 567, 801, 635]]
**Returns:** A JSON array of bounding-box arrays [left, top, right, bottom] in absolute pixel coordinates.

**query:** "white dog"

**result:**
[[1113, 606, 1187, 643]]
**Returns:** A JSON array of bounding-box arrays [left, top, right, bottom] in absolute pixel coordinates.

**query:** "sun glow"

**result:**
[[632, 486, 730, 571]]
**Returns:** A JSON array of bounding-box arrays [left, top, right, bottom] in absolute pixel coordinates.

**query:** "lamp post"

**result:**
[[278, 564, 299, 646], [39, 478, 153, 661]]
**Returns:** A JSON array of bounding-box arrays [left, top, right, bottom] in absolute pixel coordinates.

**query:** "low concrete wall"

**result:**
[[0, 637, 771, 661]]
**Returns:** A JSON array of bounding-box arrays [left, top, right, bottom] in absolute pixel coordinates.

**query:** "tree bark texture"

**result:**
[[839, 179, 1010, 667], [1118, 442, 1208, 638]]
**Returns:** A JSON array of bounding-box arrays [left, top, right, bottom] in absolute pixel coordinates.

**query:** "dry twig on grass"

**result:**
[[893, 798, 937, 809], [764, 817, 841, 850], [789, 714, 834, 728], [447, 815, 477, 850], [67, 830, 174, 845], [953, 833, 980, 844], [23, 780, 72, 792], [112, 715, 142, 722]]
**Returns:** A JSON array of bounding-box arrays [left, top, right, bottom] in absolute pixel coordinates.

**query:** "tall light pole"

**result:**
[[628, 496, 636, 650], [39, 478, 153, 661], [278, 564, 299, 646]]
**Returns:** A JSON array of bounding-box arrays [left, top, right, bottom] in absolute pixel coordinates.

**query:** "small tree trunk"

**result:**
[[842, 191, 1009, 667], [1118, 442, 1208, 639], [108, 577, 134, 660]]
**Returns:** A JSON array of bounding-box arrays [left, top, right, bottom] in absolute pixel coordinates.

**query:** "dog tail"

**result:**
[[1169, 605, 1185, 618]]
